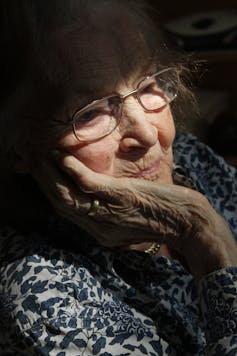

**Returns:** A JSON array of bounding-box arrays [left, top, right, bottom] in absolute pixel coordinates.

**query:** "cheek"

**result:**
[[57, 133, 117, 174], [70, 145, 113, 173], [156, 108, 176, 150]]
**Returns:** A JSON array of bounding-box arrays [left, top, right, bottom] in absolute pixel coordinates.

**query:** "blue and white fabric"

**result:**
[[0, 133, 236, 355]]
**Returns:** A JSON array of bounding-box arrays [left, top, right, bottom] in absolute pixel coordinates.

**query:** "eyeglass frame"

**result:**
[[71, 67, 179, 142]]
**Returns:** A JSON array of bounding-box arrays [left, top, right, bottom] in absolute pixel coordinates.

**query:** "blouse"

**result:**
[[0, 133, 236, 355]]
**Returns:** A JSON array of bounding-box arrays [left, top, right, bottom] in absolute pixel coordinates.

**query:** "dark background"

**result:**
[[151, 0, 237, 166]]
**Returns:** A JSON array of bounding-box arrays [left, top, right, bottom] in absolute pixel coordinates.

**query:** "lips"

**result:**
[[133, 159, 160, 179]]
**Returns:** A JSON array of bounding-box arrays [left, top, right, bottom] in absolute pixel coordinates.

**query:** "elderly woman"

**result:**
[[0, 1, 236, 355]]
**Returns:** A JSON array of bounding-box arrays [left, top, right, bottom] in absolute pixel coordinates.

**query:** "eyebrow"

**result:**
[[68, 60, 157, 115]]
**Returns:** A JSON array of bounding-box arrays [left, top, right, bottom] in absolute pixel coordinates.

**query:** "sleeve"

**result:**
[[198, 267, 237, 355]]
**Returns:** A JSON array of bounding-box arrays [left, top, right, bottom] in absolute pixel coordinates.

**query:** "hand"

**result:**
[[32, 152, 237, 280]]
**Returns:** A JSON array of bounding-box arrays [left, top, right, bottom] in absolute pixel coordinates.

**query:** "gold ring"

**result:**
[[87, 199, 100, 216], [144, 242, 160, 255]]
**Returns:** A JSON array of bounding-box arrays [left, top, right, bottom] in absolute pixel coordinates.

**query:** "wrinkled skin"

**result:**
[[31, 153, 237, 281], [20, 72, 237, 281]]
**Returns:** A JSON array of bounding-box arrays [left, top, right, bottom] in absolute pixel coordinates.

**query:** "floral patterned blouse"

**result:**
[[0, 134, 236, 355]]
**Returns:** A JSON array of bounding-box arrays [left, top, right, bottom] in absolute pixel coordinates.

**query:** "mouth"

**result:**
[[132, 159, 160, 180]]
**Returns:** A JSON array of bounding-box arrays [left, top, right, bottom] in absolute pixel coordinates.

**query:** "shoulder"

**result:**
[[173, 133, 237, 238], [0, 225, 102, 351], [174, 133, 237, 180], [0, 226, 95, 322]]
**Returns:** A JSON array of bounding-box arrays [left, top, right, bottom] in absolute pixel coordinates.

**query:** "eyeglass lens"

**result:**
[[138, 70, 177, 111], [73, 96, 122, 141]]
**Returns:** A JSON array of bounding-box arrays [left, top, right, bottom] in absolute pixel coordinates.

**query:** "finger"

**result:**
[[53, 150, 117, 194]]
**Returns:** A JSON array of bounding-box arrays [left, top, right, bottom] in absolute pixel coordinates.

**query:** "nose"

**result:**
[[118, 96, 158, 152]]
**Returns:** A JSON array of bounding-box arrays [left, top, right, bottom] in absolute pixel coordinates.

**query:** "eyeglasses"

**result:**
[[72, 67, 179, 142]]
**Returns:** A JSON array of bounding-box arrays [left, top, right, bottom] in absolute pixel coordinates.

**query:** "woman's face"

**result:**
[[21, 11, 176, 185], [57, 73, 176, 185]]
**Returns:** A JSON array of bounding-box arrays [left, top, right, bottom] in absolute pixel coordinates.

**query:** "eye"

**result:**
[[140, 78, 163, 95], [140, 84, 153, 94], [140, 79, 162, 97], [138, 78, 167, 110], [78, 109, 101, 123]]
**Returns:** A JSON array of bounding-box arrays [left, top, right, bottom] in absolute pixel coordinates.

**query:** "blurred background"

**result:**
[[150, 0, 237, 167]]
